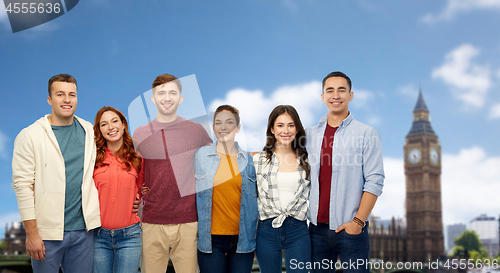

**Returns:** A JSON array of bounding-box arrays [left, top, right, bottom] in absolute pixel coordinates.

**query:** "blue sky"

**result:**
[[1, 0, 499, 246]]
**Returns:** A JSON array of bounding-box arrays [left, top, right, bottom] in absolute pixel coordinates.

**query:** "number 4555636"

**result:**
[[5, 3, 61, 14], [443, 259, 499, 270]]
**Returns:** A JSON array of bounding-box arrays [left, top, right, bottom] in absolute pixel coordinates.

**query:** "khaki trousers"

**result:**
[[141, 222, 198, 273]]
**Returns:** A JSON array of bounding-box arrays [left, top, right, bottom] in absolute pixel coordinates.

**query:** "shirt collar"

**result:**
[[208, 140, 246, 159], [319, 111, 353, 128]]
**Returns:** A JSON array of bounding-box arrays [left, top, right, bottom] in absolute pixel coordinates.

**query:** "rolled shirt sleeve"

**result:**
[[362, 127, 384, 197]]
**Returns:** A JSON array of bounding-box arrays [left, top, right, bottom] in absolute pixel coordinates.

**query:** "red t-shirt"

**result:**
[[317, 123, 338, 223], [133, 117, 212, 225]]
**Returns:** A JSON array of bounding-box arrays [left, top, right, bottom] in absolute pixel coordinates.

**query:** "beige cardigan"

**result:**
[[12, 114, 101, 240]]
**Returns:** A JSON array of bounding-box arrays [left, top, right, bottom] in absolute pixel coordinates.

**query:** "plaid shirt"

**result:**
[[253, 152, 310, 228]]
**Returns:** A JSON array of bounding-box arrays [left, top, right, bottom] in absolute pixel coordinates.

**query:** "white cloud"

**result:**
[[209, 81, 323, 150], [0, 130, 8, 159], [0, 212, 21, 226], [351, 89, 374, 108], [397, 84, 420, 98], [0, 212, 22, 239], [210, 82, 382, 150], [441, 147, 500, 225], [422, 0, 500, 23], [489, 103, 500, 119], [371, 157, 406, 221], [366, 116, 381, 126], [373, 147, 500, 229], [432, 44, 491, 108]]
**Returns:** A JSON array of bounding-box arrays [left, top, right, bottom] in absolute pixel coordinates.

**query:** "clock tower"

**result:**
[[404, 91, 444, 261]]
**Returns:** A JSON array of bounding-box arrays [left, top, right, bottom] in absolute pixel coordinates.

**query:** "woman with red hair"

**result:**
[[92, 106, 143, 273]]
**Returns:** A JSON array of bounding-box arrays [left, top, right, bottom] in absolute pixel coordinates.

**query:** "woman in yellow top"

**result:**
[[195, 105, 258, 273]]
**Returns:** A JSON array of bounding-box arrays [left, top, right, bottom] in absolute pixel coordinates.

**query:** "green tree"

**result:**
[[452, 245, 465, 257], [469, 250, 481, 261], [454, 230, 483, 252], [479, 248, 489, 259]]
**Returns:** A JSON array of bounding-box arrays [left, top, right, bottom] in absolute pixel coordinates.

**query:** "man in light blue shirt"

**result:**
[[306, 71, 384, 272]]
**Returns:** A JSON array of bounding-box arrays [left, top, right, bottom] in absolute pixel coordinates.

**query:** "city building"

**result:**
[[370, 90, 445, 262], [446, 223, 466, 251], [471, 214, 499, 257], [369, 216, 407, 262], [4, 221, 26, 255], [471, 214, 497, 240], [404, 90, 444, 261]]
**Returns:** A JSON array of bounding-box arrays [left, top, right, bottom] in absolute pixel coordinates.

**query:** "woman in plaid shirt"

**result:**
[[253, 105, 311, 273]]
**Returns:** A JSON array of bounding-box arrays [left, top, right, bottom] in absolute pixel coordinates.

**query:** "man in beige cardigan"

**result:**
[[12, 74, 100, 273]]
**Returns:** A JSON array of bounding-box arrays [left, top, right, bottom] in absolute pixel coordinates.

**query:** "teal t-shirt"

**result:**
[[51, 118, 86, 231]]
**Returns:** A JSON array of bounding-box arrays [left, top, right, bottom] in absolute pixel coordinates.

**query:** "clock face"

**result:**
[[430, 148, 439, 164], [408, 148, 421, 164]]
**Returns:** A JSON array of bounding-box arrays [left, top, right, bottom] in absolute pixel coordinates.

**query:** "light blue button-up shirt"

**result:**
[[306, 113, 384, 230]]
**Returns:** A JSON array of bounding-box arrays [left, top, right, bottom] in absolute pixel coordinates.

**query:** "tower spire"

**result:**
[[407, 89, 436, 137], [414, 89, 429, 113]]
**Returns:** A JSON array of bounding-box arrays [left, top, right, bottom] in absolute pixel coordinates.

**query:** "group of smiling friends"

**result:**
[[12, 71, 384, 273]]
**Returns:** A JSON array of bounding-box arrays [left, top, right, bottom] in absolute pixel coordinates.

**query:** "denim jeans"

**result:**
[[309, 223, 370, 273], [256, 217, 311, 273], [32, 230, 94, 273], [198, 235, 254, 273], [93, 222, 142, 273]]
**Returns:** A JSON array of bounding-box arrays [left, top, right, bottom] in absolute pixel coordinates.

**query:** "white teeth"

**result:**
[[62, 106, 71, 109], [109, 131, 117, 136]]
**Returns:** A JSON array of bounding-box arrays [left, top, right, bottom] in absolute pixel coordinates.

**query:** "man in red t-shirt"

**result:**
[[133, 74, 212, 273], [306, 71, 384, 272]]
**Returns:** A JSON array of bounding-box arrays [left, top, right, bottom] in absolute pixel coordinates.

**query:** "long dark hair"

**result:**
[[263, 105, 310, 179], [94, 106, 142, 172]]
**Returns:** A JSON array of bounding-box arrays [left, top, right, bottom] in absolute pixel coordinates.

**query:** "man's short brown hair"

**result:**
[[48, 74, 77, 97], [152, 74, 182, 94]]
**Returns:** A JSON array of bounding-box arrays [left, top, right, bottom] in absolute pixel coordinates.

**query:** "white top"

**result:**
[[276, 171, 300, 210]]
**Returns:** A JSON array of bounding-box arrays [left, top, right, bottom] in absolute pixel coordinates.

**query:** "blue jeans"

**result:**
[[309, 223, 370, 273], [256, 217, 311, 273], [93, 222, 142, 273], [198, 235, 254, 273], [32, 230, 94, 273]]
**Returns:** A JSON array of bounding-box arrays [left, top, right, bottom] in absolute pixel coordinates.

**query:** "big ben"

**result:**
[[404, 90, 444, 262]]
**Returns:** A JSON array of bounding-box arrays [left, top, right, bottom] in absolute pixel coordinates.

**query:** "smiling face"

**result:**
[[151, 81, 183, 120], [321, 76, 353, 117], [271, 112, 297, 147], [99, 111, 125, 147], [213, 110, 240, 143], [47, 81, 77, 124]]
